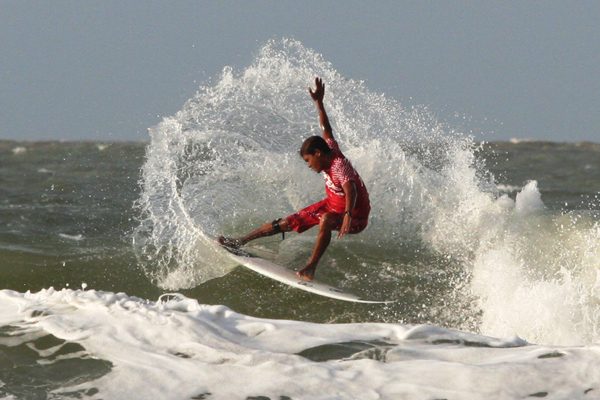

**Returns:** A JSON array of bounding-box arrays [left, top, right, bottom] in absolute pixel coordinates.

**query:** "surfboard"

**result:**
[[219, 243, 393, 304]]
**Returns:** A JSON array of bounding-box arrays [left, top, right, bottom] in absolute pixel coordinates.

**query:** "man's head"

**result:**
[[299, 136, 332, 173]]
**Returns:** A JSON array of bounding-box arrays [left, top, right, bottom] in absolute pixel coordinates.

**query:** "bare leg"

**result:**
[[296, 213, 339, 281], [219, 219, 291, 248]]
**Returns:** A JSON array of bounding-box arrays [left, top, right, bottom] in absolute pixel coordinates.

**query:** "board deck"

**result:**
[[219, 244, 393, 304]]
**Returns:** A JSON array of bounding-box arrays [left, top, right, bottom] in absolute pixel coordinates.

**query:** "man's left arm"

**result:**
[[339, 181, 357, 238]]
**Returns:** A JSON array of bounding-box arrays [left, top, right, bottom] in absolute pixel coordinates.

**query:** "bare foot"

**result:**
[[296, 264, 316, 281], [218, 236, 243, 249]]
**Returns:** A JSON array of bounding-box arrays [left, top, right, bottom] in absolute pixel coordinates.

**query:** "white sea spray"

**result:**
[[134, 39, 600, 345]]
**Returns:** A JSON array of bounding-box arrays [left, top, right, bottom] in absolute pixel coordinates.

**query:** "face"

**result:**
[[303, 151, 325, 173]]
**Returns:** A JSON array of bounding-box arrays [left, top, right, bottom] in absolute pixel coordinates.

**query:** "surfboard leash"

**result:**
[[271, 218, 285, 241]]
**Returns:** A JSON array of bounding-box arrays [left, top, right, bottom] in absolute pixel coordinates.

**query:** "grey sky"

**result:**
[[1, 1, 599, 142]]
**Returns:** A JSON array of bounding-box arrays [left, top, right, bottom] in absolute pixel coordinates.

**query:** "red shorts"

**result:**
[[285, 199, 369, 234]]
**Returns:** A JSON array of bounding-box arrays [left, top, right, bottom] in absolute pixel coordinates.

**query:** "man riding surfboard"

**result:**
[[219, 77, 371, 281]]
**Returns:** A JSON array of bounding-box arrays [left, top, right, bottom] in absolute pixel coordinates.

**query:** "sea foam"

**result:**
[[1, 288, 598, 400]]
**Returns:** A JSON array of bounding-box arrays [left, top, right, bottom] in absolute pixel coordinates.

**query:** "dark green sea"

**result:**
[[1, 139, 599, 399], [1, 140, 598, 321]]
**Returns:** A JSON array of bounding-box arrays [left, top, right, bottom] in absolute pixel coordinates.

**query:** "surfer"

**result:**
[[219, 77, 371, 281]]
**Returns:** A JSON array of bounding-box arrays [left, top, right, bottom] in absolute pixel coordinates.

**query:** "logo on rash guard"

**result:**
[[323, 172, 344, 196]]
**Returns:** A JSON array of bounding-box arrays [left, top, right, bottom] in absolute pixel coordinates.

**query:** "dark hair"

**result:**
[[299, 136, 331, 156]]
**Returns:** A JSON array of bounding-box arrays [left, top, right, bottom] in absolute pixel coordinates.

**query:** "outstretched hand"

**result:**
[[309, 77, 325, 102]]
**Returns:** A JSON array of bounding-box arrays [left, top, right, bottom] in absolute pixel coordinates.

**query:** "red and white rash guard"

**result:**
[[322, 138, 370, 218]]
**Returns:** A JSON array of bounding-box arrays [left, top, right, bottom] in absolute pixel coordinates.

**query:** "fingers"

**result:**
[[309, 77, 325, 101], [338, 212, 352, 238], [338, 224, 349, 239], [315, 77, 324, 91], [311, 77, 324, 91]]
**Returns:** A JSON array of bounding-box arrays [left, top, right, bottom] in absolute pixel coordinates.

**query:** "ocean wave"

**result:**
[[2, 288, 598, 400]]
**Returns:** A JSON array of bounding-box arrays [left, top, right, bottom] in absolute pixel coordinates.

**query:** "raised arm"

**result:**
[[309, 77, 333, 140]]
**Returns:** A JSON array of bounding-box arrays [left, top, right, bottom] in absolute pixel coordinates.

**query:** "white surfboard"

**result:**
[[219, 244, 393, 304]]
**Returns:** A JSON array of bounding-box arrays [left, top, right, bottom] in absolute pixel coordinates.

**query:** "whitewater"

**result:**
[[2, 288, 599, 399]]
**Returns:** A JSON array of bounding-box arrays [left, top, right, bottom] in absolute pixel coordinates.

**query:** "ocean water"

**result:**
[[1, 40, 600, 399]]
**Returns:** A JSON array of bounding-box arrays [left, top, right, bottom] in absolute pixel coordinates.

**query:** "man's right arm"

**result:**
[[309, 77, 333, 140]]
